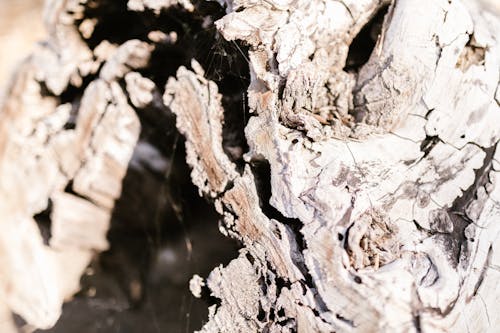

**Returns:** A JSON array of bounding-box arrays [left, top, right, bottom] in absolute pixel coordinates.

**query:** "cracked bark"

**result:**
[[0, 0, 499, 332]]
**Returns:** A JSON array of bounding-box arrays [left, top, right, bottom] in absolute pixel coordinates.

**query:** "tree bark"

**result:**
[[0, 0, 499, 332]]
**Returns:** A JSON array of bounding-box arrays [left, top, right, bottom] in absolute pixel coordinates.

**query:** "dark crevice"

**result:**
[[101, 1, 252, 170], [60, 72, 99, 105], [413, 314, 422, 333], [33, 199, 53, 246], [189, 3, 251, 169], [277, 318, 296, 329], [336, 313, 355, 327], [117, 77, 177, 159], [268, 308, 276, 322], [246, 252, 256, 265], [257, 306, 266, 322], [80, 0, 156, 49], [413, 219, 428, 233], [62, 102, 79, 130], [37, 80, 54, 98], [64, 180, 97, 203], [347, 4, 391, 123], [249, 159, 303, 230], [258, 276, 268, 295], [344, 4, 389, 72], [249, 158, 329, 314], [39, 1, 245, 332], [220, 67, 250, 170], [138, 42, 188, 89], [131, 6, 222, 87], [420, 135, 440, 158], [444, 144, 496, 267], [13, 314, 28, 329], [275, 276, 287, 294], [249, 159, 309, 268], [344, 222, 354, 251], [205, 293, 223, 309], [49, 133, 241, 332], [77, 0, 252, 174]]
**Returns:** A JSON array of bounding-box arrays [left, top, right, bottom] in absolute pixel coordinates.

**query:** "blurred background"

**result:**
[[0, 1, 241, 332], [0, 0, 45, 93]]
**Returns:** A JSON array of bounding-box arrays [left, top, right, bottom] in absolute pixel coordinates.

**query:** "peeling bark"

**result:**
[[0, 0, 499, 332]]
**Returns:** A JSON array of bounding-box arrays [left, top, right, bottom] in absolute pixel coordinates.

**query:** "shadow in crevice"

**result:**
[[40, 56, 240, 333], [35, 0, 251, 331], [33, 199, 53, 246], [41, 136, 240, 333], [84, 0, 252, 168], [344, 4, 389, 72]]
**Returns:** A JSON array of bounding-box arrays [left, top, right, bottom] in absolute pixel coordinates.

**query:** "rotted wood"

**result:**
[[0, 0, 498, 332]]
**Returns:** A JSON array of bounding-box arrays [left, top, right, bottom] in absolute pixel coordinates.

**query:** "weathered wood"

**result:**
[[165, 0, 500, 332], [0, 0, 498, 332]]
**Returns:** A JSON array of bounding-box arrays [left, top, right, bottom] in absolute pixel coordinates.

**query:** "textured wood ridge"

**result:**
[[0, 0, 498, 332]]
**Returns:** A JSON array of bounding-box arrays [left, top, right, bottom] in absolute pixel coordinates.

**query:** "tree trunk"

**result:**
[[0, 0, 499, 332]]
